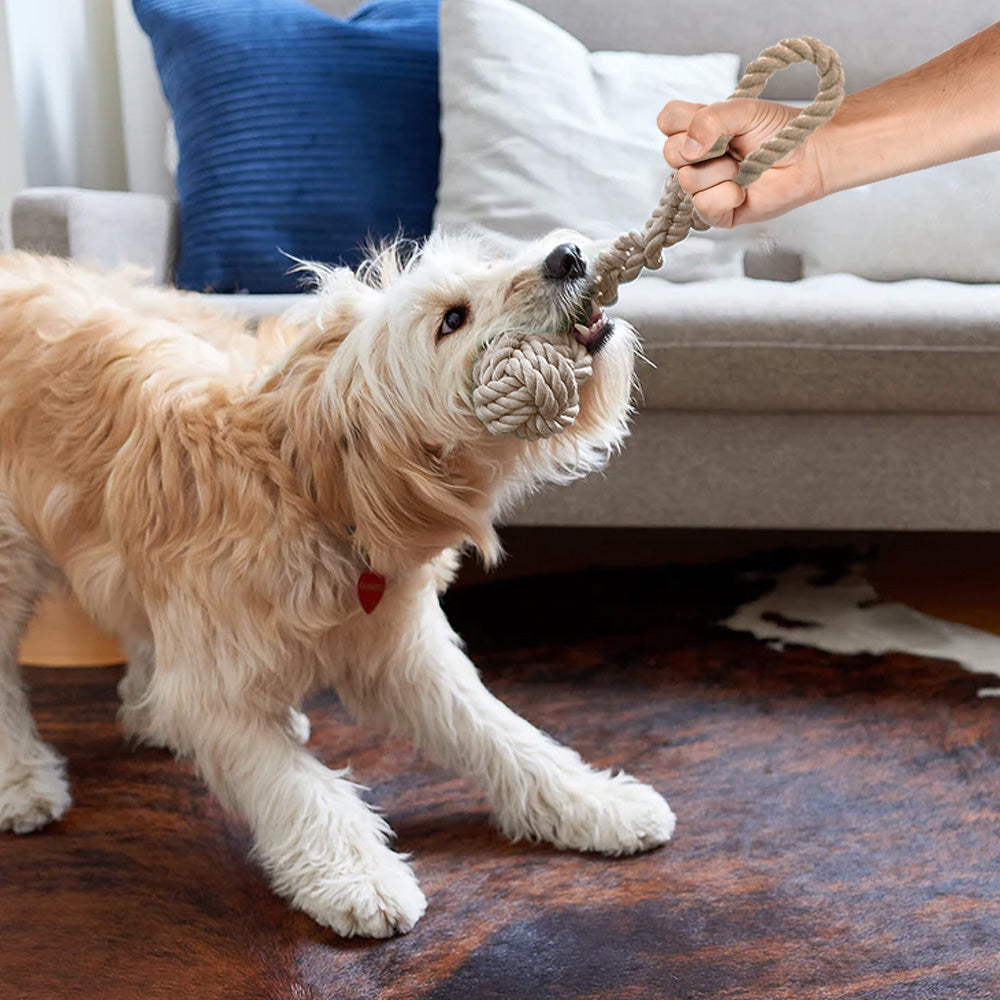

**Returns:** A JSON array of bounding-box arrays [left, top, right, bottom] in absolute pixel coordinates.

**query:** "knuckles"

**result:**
[[656, 99, 704, 136]]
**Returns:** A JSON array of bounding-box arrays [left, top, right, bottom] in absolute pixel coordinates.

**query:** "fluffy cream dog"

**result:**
[[0, 233, 674, 937]]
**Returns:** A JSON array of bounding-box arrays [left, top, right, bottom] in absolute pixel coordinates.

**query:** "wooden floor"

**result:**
[[4, 543, 1000, 999]]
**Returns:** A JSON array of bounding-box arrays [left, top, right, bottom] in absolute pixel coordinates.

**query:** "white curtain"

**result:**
[[112, 0, 173, 196], [0, 1, 25, 248], [0, 0, 175, 246], [6, 0, 128, 190]]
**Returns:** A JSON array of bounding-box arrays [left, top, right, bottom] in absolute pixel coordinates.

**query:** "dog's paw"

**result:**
[[290, 849, 427, 938], [0, 756, 72, 834], [499, 770, 675, 856]]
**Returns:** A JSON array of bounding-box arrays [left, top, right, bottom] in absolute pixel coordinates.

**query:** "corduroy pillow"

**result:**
[[133, 0, 439, 293]]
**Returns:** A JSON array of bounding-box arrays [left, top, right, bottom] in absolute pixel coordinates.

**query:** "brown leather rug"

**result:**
[[4, 551, 999, 1000]]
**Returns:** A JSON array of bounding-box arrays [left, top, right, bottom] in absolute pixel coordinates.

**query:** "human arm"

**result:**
[[657, 20, 1000, 228]]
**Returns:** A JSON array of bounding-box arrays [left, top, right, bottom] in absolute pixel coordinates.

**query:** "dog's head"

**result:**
[[282, 231, 638, 569]]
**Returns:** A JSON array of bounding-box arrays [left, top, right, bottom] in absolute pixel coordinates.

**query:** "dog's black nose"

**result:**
[[543, 243, 587, 281]]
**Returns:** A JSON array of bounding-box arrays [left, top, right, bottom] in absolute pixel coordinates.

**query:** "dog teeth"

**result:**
[[572, 311, 607, 346]]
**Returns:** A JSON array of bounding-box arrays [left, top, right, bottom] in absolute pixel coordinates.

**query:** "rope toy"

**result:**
[[472, 330, 593, 440], [473, 36, 845, 441]]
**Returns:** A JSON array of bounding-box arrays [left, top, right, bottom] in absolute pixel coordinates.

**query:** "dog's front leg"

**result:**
[[337, 587, 675, 855], [148, 623, 426, 938], [117, 635, 310, 749]]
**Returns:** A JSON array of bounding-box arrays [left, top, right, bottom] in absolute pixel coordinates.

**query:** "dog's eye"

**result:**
[[438, 305, 469, 338]]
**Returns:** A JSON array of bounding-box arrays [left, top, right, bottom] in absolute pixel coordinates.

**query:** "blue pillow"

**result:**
[[133, 0, 440, 293]]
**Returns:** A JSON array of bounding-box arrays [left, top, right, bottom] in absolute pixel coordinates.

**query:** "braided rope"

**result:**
[[592, 36, 845, 305], [474, 36, 844, 440]]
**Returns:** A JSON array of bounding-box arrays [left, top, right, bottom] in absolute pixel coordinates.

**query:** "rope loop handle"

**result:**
[[473, 37, 844, 440], [593, 36, 844, 303]]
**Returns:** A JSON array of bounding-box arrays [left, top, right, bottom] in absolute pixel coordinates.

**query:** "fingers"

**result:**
[[691, 181, 746, 229], [658, 101, 735, 163], [660, 98, 783, 160], [667, 137, 743, 230], [655, 100, 703, 141], [658, 96, 811, 229], [658, 98, 772, 229], [675, 154, 739, 195]]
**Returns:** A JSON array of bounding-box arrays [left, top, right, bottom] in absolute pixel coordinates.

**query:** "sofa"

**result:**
[[12, 0, 1000, 533]]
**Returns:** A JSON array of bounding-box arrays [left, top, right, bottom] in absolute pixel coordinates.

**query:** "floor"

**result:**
[[4, 538, 1000, 999], [19, 529, 1000, 666]]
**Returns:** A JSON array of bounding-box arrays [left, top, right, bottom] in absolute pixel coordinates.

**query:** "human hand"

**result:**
[[658, 98, 828, 228]]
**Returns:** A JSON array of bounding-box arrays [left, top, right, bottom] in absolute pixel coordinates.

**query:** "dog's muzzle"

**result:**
[[541, 243, 614, 355]]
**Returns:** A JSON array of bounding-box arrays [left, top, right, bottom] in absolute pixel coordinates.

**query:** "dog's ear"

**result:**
[[339, 422, 500, 571]]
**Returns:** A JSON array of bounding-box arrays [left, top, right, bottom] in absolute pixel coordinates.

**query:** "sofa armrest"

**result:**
[[11, 187, 178, 285]]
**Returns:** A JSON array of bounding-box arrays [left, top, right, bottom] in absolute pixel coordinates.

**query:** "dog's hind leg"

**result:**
[[0, 498, 70, 834], [337, 584, 676, 857]]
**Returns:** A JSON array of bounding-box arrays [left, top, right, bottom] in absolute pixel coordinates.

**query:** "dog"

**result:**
[[0, 232, 675, 937]]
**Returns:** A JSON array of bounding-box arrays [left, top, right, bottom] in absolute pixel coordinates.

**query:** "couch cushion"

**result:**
[[133, 0, 439, 294], [199, 292, 304, 322], [616, 274, 1000, 413]]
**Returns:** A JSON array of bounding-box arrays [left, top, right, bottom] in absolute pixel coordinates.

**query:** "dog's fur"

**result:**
[[0, 232, 674, 937]]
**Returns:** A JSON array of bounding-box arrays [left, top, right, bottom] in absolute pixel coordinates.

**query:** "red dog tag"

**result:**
[[357, 570, 386, 614]]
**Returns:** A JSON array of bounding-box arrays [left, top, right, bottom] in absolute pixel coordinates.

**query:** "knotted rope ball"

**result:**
[[472, 329, 592, 440], [472, 36, 845, 442]]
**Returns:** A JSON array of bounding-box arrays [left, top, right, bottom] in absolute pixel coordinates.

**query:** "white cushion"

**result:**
[[762, 153, 1000, 282], [434, 0, 745, 282]]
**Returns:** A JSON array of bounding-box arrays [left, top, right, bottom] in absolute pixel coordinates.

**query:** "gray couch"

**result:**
[[13, 0, 1000, 531]]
